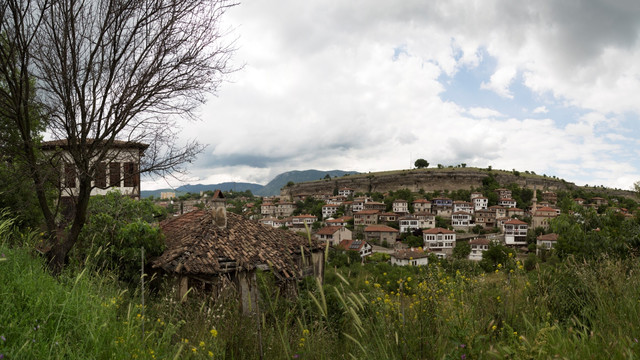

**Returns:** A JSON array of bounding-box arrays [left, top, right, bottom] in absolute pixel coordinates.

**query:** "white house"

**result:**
[[390, 248, 429, 266], [473, 197, 488, 211], [392, 199, 409, 214], [504, 219, 528, 246], [536, 233, 559, 255], [399, 215, 420, 233], [338, 188, 355, 197], [498, 198, 517, 208], [315, 226, 352, 246], [291, 214, 317, 227], [451, 212, 472, 230], [453, 201, 474, 214], [322, 204, 339, 219], [468, 238, 490, 261], [412, 199, 432, 213], [423, 227, 456, 258], [338, 240, 373, 258], [42, 139, 148, 199]]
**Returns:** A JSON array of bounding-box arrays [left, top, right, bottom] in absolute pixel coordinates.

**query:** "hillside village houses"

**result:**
[[224, 180, 625, 265]]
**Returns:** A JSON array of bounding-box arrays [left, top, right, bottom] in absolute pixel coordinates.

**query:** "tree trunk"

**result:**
[[46, 175, 92, 273]]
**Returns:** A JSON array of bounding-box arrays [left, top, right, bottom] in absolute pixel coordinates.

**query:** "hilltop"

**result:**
[[280, 167, 636, 199]]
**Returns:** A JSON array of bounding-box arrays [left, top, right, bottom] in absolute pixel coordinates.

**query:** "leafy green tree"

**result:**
[[75, 191, 166, 283], [414, 158, 429, 169], [479, 242, 509, 272], [452, 241, 471, 259], [404, 235, 423, 248]]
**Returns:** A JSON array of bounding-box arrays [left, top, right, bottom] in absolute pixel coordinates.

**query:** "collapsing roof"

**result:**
[[152, 209, 322, 280]]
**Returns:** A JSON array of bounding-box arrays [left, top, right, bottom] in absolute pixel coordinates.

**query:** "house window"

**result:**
[[64, 163, 76, 188], [109, 162, 121, 187], [123, 162, 137, 187], [95, 162, 107, 188]]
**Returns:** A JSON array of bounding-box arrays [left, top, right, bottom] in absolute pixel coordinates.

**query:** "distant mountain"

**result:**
[[141, 170, 360, 198], [255, 169, 360, 196], [176, 182, 264, 194], [141, 182, 263, 198]]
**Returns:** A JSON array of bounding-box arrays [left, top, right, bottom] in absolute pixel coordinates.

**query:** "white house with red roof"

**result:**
[[451, 212, 472, 230], [412, 199, 432, 213], [326, 216, 352, 227], [292, 214, 317, 227], [326, 196, 346, 205], [423, 227, 456, 258], [468, 238, 490, 261], [338, 188, 355, 197], [398, 215, 420, 233], [392, 199, 409, 214], [414, 212, 436, 229], [390, 248, 429, 266], [536, 233, 559, 255], [504, 219, 528, 246], [354, 210, 379, 226], [337, 240, 372, 258], [453, 201, 474, 214], [314, 226, 352, 246], [322, 204, 339, 219], [498, 198, 517, 208]]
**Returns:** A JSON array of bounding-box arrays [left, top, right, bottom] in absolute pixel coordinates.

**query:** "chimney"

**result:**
[[211, 189, 227, 228]]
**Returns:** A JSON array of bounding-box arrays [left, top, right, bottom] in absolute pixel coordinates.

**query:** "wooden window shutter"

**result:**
[[109, 162, 120, 187]]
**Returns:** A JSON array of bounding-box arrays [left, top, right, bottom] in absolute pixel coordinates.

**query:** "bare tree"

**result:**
[[0, 0, 237, 271]]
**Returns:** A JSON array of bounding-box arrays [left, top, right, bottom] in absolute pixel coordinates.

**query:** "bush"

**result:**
[[75, 191, 166, 283]]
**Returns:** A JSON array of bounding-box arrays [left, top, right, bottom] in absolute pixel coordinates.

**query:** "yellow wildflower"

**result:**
[[210, 329, 218, 338]]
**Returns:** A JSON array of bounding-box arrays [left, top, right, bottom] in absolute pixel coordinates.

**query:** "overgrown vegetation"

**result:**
[[3, 205, 640, 358]]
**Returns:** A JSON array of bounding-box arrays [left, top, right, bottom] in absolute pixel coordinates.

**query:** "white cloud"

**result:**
[[143, 0, 640, 191], [467, 107, 505, 118], [533, 106, 548, 114]]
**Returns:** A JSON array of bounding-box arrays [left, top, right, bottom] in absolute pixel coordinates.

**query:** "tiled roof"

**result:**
[[364, 225, 399, 233], [152, 209, 320, 279], [537, 233, 559, 241], [392, 248, 429, 260], [41, 138, 148, 150], [505, 219, 528, 225], [316, 226, 342, 235], [355, 210, 380, 215], [423, 227, 456, 234], [469, 238, 490, 245]]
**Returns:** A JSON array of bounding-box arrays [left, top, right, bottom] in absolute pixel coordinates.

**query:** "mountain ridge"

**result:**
[[141, 169, 360, 198]]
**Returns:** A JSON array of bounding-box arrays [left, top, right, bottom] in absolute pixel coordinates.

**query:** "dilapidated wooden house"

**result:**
[[152, 193, 324, 313]]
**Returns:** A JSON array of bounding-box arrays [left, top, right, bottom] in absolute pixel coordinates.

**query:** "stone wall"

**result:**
[[280, 169, 577, 198]]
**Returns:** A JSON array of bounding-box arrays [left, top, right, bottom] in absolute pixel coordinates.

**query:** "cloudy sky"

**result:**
[[145, 0, 640, 191]]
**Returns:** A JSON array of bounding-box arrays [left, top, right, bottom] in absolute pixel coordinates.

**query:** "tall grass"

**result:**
[[2, 210, 640, 359]]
